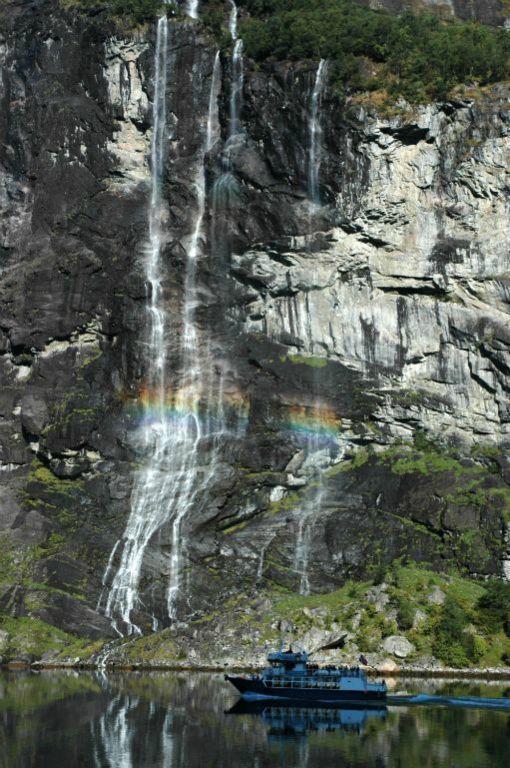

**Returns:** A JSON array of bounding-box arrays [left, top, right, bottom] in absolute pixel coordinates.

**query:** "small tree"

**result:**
[[476, 580, 510, 634]]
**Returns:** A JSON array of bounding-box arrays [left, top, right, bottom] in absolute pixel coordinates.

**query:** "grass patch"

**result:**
[[0, 616, 102, 662], [286, 354, 328, 369], [117, 628, 182, 664]]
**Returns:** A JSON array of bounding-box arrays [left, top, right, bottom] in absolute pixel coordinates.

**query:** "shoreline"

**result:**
[[2, 661, 510, 680]]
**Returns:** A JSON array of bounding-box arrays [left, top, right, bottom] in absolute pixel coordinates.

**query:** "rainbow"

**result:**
[[122, 384, 250, 432], [121, 384, 341, 445]]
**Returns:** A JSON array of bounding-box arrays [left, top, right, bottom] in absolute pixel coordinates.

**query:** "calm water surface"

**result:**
[[1, 671, 509, 768]]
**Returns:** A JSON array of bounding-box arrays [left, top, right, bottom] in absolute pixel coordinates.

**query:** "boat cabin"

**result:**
[[266, 649, 309, 676]]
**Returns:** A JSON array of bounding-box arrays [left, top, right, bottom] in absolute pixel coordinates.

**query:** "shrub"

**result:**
[[396, 598, 415, 631], [233, 0, 510, 102], [431, 595, 481, 667], [437, 595, 469, 639], [476, 580, 510, 633], [432, 636, 470, 668]]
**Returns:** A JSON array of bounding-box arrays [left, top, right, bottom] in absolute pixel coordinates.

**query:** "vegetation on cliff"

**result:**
[[235, 0, 510, 101], [61, 1, 510, 101], [108, 563, 510, 670]]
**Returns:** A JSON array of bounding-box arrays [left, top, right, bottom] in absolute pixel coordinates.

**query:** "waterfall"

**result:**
[[211, 1, 243, 215], [166, 50, 222, 620], [186, 0, 199, 18], [229, 0, 238, 40], [308, 59, 327, 205], [102, 14, 170, 635], [292, 60, 330, 596], [229, 3, 243, 136], [229, 39, 243, 140], [292, 451, 327, 596], [99, 2, 233, 630]]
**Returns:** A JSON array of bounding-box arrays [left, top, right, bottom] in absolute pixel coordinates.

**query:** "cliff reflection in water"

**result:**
[[1, 671, 510, 768]]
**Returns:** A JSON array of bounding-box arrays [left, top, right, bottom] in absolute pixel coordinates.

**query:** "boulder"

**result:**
[[364, 584, 390, 612], [297, 625, 349, 653], [378, 657, 400, 674], [382, 635, 415, 659], [20, 392, 49, 435], [413, 609, 428, 628], [427, 586, 446, 605]]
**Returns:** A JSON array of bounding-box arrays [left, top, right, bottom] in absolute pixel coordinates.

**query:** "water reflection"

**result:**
[[228, 699, 387, 738], [1, 671, 509, 768]]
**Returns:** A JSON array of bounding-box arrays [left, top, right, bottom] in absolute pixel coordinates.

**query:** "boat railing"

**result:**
[[265, 678, 343, 689]]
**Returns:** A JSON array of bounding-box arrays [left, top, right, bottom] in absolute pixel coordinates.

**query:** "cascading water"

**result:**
[[292, 438, 329, 595], [215, 0, 243, 182], [101, 14, 170, 635], [205, 0, 245, 443], [229, 0, 237, 40], [228, 2, 243, 143], [292, 59, 330, 596], [166, 50, 222, 620], [103, 4, 242, 634], [308, 59, 327, 207], [210, 1, 244, 250], [186, 0, 199, 18], [101, 16, 224, 632]]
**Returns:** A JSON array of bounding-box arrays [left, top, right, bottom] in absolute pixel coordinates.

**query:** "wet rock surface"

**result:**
[[0, 0, 509, 653]]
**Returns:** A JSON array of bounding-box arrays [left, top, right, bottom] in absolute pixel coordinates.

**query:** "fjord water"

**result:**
[[1, 672, 509, 768]]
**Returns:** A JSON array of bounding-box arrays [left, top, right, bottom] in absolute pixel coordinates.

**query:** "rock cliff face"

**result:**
[[0, 0, 509, 649]]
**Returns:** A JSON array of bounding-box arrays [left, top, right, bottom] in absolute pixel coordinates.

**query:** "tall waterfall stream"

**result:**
[[99, 6, 330, 629], [292, 59, 330, 595], [99, 3, 250, 634]]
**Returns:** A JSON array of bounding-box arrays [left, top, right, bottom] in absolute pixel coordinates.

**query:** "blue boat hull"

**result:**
[[226, 675, 387, 703]]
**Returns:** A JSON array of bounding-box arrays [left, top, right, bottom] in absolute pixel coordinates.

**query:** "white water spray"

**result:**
[[293, 60, 329, 596], [293, 451, 327, 596], [103, 14, 170, 635], [229, 0, 238, 40], [166, 51, 222, 620], [186, 0, 199, 18], [308, 59, 327, 206], [229, 39, 243, 140]]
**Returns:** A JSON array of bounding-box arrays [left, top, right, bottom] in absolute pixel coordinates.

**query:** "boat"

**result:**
[[225, 648, 387, 703]]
